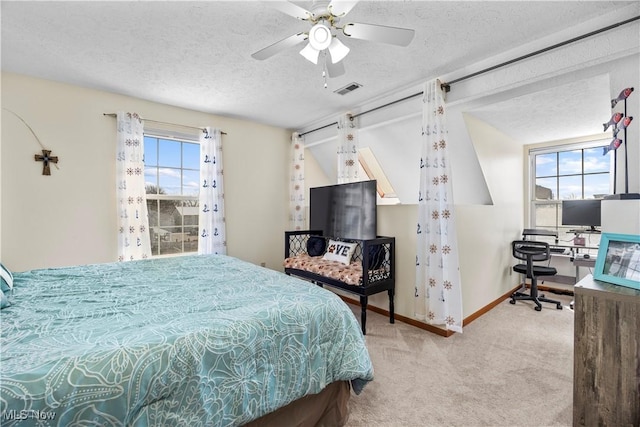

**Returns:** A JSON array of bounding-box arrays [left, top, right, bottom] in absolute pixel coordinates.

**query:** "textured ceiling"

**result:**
[[467, 74, 614, 144], [1, 1, 636, 138]]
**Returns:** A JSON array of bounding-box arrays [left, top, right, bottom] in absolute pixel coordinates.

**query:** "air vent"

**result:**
[[334, 82, 362, 96]]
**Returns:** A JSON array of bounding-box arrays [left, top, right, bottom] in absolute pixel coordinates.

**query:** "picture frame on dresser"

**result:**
[[593, 232, 640, 290]]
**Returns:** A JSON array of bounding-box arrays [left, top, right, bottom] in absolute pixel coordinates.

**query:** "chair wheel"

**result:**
[[509, 299, 516, 304], [535, 306, 542, 311], [557, 304, 563, 310]]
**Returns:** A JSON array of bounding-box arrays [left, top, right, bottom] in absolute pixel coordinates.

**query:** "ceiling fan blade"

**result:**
[[343, 22, 415, 46], [327, 60, 345, 78], [271, 1, 313, 20], [251, 32, 307, 60], [328, 0, 359, 17]]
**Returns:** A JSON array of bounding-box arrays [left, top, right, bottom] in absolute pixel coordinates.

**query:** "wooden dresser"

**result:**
[[573, 274, 640, 426]]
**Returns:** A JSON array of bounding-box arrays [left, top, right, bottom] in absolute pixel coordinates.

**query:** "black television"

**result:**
[[309, 180, 377, 240], [561, 199, 602, 232]]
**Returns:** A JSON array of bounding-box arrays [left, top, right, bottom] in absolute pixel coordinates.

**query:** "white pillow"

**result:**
[[323, 240, 356, 265], [0, 291, 10, 309], [1, 263, 13, 292]]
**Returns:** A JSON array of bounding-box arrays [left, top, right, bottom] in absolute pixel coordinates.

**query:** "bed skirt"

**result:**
[[244, 381, 351, 427]]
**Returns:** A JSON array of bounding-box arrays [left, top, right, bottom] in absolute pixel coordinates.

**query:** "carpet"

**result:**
[[346, 294, 574, 427]]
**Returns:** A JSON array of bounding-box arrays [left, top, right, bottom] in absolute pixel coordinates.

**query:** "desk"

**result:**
[[550, 243, 598, 255], [572, 255, 597, 265], [548, 244, 598, 285], [573, 256, 596, 280], [521, 229, 598, 287], [569, 257, 596, 309]]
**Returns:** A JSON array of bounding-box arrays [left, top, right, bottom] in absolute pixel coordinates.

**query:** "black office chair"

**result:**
[[510, 240, 563, 311]]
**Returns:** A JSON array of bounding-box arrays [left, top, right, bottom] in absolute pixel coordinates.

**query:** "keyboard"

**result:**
[[550, 247, 566, 254]]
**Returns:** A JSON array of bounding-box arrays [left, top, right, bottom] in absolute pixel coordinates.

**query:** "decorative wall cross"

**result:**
[[34, 150, 58, 175]]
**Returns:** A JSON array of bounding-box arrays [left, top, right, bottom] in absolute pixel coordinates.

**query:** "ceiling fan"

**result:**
[[251, 0, 415, 78]]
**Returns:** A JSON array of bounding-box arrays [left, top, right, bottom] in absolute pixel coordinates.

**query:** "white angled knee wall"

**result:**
[[601, 200, 640, 235]]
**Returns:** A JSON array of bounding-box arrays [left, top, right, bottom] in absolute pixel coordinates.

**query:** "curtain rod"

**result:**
[[298, 91, 422, 137], [299, 15, 640, 138], [442, 14, 640, 91], [103, 113, 227, 135]]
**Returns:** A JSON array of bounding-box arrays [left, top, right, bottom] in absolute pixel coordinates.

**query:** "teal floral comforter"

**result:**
[[0, 255, 373, 426]]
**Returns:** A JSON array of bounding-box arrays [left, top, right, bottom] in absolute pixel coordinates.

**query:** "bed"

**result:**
[[0, 255, 373, 426]]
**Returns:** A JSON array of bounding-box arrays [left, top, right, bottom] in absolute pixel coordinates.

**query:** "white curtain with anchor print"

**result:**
[[198, 127, 227, 255], [116, 112, 152, 261], [414, 80, 463, 333], [337, 113, 359, 183], [289, 132, 306, 230]]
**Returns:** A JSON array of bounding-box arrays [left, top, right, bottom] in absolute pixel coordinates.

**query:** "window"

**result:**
[[529, 139, 611, 246], [144, 135, 200, 256], [358, 147, 400, 205]]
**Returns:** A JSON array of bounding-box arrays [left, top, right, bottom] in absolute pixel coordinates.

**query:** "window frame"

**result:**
[[357, 147, 400, 205], [528, 138, 613, 245], [144, 132, 200, 257]]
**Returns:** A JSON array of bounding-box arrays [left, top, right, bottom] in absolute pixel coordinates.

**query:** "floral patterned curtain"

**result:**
[[289, 133, 306, 230], [116, 112, 151, 261], [198, 127, 227, 255], [414, 80, 463, 333], [337, 113, 359, 183]]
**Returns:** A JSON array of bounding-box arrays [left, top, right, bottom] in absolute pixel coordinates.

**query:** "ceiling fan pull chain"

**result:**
[[323, 53, 328, 89]]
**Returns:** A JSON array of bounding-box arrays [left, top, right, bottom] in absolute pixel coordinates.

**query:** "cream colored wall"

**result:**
[[0, 74, 3, 262], [303, 147, 331, 192], [457, 114, 524, 315], [373, 204, 418, 316], [1, 72, 290, 271]]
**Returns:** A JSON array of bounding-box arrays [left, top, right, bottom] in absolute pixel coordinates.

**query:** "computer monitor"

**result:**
[[561, 199, 602, 232]]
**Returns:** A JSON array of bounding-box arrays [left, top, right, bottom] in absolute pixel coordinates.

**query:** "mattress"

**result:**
[[0, 255, 373, 426]]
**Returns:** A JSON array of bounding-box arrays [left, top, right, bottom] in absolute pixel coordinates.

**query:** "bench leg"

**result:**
[[360, 296, 368, 335], [388, 289, 395, 324]]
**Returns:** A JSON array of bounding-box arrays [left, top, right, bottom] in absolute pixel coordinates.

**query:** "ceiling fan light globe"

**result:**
[[308, 23, 332, 51], [300, 42, 320, 64], [328, 37, 350, 63]]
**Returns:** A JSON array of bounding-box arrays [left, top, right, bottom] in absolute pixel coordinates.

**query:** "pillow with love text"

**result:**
[[323, 240, 357, 265]]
